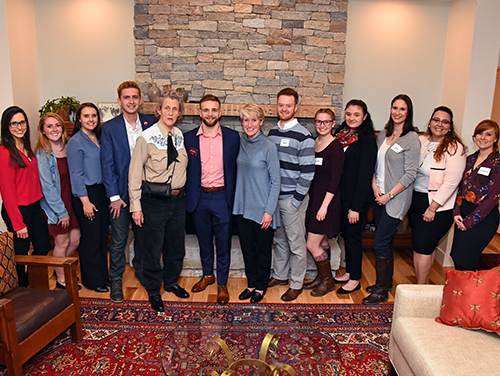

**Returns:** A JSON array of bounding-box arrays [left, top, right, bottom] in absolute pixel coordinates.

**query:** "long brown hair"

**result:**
[[426, 106, 466, 161], [384, 94, 415, 137], [1, 106, 33, 169], [35, 112, 69, 155]]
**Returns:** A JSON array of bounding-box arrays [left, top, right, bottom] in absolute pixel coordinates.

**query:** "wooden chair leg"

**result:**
[[0, 300, 24, 376]]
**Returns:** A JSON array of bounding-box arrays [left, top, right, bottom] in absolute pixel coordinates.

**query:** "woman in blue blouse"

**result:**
[[233, 104, 281, 303], [451, 120, 500, 271], [67, 103, 109, 292]]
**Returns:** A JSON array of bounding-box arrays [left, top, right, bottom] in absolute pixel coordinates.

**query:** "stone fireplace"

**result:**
[[134, 0, 347, 109]]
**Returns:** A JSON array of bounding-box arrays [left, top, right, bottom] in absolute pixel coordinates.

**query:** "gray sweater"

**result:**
[[233, 132, 281, 229], [376, 130, 421, 220]]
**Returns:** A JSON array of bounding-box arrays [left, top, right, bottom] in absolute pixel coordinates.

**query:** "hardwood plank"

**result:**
[[63, 233, 500, 305]]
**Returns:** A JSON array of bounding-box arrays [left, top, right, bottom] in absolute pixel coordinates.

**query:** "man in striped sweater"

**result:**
[[267, 88, 316, 301]]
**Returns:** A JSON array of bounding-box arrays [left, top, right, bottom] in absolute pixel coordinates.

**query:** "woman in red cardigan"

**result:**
[[0, 106, 50, 286]]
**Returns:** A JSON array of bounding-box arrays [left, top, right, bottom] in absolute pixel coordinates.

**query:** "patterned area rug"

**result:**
[[2, 300, 393, 375]]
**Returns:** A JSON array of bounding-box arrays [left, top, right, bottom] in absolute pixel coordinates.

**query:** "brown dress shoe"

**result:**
[[268, 277, 288, 287], [217, 285, 229, 305], [191, 275, 216, 292], [281, 288, 302, 302]]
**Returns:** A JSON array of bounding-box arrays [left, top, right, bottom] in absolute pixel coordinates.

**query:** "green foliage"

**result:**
[[39, 96, 80, 117]]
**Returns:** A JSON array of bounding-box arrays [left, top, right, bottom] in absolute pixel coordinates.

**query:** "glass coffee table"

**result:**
[[160, 305, 342, 375]]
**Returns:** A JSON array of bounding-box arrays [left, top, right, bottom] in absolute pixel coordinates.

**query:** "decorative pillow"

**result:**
[[436, 267, 500, 332], [0, 232, 18, 295]]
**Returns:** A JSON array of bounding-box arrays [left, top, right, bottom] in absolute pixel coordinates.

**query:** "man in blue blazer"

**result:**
[[184, 95, 240, 304], [101, 81, 157, 302]]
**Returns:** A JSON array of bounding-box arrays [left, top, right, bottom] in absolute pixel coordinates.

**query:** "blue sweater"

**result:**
[[233, 132, 281, 229]]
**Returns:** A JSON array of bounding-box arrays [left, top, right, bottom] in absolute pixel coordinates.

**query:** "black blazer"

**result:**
[[339, 134, 377, 213]]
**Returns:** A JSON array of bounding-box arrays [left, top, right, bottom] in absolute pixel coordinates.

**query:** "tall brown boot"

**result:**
[[362, 256, 392, 305], [365, 256, 393, 293], [304, 247, 330, 290], [311, 259, 335, 297]]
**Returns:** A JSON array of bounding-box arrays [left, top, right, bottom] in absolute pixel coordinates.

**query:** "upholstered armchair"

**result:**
[[0, 232, 82, 376]]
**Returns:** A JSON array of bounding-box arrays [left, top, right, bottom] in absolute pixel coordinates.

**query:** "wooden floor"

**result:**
[[72, 233, 500, 306]]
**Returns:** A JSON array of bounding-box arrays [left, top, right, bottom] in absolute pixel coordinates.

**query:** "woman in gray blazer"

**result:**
[[362, 94, 420, 305]]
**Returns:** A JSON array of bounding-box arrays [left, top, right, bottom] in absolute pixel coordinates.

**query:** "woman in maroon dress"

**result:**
[[304, 109, 344, 297], [35, 113, 80, 289]]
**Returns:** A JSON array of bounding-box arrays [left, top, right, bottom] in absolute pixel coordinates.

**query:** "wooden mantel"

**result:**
[[142, 102, 335, 119]]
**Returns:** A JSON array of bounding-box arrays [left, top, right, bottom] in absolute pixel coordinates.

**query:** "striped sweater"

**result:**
[[268, 119, 315, 208]]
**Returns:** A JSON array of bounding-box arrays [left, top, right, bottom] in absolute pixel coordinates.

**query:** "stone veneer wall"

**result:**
[[133, 0, 347, 109]]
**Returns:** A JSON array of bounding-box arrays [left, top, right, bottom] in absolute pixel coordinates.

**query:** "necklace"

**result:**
[[420, 140, 437, 167], [17, 147, 31, 162]]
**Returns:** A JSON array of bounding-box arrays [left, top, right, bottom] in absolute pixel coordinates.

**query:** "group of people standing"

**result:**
[[1, 83, 499, 312]]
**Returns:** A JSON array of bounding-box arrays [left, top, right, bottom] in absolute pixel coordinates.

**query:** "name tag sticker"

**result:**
[[315, 157, 323, 166], [478, 167, 491, 176], [280, 139, 290, 147], [391, 143, 403, 153]]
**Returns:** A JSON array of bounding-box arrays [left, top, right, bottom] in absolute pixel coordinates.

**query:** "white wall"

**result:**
[[6, 0, 39, 142], [343, 0, 451, 131], [0, 0, 12, 232], [34, 0, 135, 105]]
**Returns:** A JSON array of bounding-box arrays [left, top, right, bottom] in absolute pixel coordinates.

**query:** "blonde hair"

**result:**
[[35, 112, 69, 155], [239, 103, 265, 122]]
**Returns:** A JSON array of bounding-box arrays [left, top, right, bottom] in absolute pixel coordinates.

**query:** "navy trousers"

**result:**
[[191, 190, 232, 286]]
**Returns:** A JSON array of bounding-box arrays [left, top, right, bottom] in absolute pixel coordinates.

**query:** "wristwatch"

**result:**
[[388, 192, 395, 199]]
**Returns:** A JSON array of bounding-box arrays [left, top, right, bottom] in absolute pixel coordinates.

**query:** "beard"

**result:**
[[201, 116, 220, 128]]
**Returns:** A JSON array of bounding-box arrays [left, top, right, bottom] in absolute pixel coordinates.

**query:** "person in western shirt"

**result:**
[[129, 90, 189, 312]]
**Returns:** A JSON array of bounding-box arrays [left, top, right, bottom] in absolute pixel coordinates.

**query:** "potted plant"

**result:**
[[39, 96, 80, 121]]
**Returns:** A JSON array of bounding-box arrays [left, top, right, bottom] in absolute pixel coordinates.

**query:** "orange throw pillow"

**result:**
[[436, 267, 500, 332]]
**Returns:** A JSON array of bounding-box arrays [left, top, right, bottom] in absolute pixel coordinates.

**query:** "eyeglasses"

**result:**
[[314, 120, 333, 126], [9, 120, 27, 129], [431, 118, 451, 126]]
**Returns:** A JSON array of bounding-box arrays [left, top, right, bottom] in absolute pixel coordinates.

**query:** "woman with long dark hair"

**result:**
[[451, 120, 500, 271], [304, 108, 344, 297], [67, 102, 109, 292], [0, 106, 50, 286], [36, 112, 81, 289], [408, 106, 466, 283], [363, 94, 420, 305], [333, 100, 377, 294]]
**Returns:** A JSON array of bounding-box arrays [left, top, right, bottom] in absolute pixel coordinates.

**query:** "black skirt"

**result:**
[[408, 191, 454, 255], [451, 200, 499, 270]]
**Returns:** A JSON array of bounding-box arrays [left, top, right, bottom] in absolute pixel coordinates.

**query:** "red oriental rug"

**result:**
[[1, 300, 393, 375]]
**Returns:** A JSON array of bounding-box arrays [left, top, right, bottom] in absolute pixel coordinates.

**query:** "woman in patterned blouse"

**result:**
[[451, 120, 500, 271]]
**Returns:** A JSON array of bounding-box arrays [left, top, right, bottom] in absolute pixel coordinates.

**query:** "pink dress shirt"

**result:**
[[197, 125, 224, 188]]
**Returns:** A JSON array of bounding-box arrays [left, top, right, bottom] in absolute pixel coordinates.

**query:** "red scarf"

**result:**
[[336, 127, 359, 147]]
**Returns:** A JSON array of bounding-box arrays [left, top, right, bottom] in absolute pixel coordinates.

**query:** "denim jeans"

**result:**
[[108, 197, 143, 281]]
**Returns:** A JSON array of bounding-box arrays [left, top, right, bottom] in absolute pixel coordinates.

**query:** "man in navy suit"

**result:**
[[101, 81, 157, 302], [184, 95, 240, 304]]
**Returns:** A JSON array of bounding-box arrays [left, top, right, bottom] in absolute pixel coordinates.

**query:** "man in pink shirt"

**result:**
[[184, 95, 240, 304]]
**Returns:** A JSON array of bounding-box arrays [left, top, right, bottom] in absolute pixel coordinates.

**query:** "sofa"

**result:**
[[389, 284, 500, 376]]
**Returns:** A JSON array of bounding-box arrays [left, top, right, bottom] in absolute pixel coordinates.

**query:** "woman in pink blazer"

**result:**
[[408, 106, 466, 284]]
